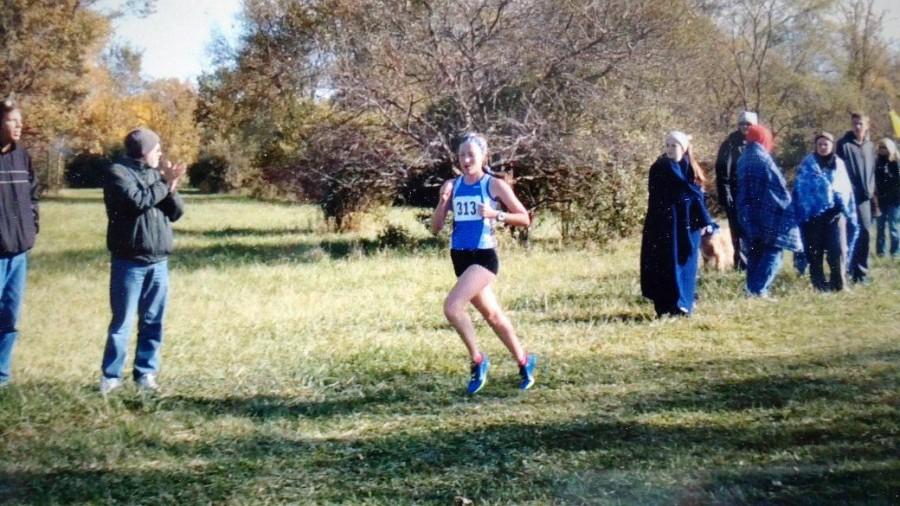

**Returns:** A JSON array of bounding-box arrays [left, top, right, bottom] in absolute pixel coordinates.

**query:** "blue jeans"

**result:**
[[850, 201, 872, 282], [876, 204, 900, 258], [0, 253, 27, 384], [101, 258, 168, 380], [746, 242, 783, 297]]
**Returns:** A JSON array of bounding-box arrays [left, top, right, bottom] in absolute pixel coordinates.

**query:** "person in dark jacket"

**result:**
[[714, 110, 757, 270], [835, 112, 876, 283], [641, 131, 717, 317], [874, 138, 899, 258], [100, 127, 185, 394], [0, 100, 38, 387]]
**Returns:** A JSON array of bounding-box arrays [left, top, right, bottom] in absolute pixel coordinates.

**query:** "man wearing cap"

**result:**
[[714, 111, 757, 270], [100, 127, 185, 394], [835, 112, 876, 284]]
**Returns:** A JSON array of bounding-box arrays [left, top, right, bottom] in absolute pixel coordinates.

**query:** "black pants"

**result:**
[[850, 201, 872, 282], [653, 300, 689, 318], [802, 213, 848, 291], [725, 206, 747, 270]]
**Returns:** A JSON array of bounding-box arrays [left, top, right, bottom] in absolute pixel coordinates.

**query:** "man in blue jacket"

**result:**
[[836, 112, 876, 284], [0, 100, 38, 387], [100, 128, 185, 394]]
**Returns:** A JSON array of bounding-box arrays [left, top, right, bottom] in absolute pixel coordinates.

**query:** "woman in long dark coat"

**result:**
[[640, 131, 717, 317]]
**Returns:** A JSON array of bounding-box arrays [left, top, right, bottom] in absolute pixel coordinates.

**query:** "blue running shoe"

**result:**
[[519, 353, 537, 390], [467, 355, 490, 394]]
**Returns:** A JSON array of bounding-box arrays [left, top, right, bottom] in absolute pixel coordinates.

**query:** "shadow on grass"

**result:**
[[510, 289, 655, 324], [172, 236, 444, 270], [533, 309, 655, 325], [630, 375, 882, 413], [0, 468, 238, 504], [697, 465, 899, 505], [3, 349, 897, 503], [163, 393, 391, 419], [28, 236, 446, 273], [161, 390, 490, 420], [159, 347, 900, 424], [7, 408, 896, 504], [161, 368, 523, 420], [170, 362, 900, 501], [177, 226, 317, 238]]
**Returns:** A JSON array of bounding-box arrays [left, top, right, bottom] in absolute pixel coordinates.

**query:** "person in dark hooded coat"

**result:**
[[641, 131, 717, 317], [714, 110, 758, 270]]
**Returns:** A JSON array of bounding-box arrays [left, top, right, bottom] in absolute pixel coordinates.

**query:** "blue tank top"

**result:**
[[451, 174, 498, 250]]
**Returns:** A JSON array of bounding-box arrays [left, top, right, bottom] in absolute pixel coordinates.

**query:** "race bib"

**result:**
[[452, 196, 484, 222]]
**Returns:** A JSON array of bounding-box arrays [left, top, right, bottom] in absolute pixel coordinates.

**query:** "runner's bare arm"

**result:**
[[431, 180, 455, 234]]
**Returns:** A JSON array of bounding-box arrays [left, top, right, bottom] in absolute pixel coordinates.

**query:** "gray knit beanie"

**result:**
[[124, 128, 160, 159]]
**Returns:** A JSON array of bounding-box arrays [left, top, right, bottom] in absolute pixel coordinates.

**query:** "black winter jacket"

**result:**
[[875, 157, 900, 208], [714, 130, 747, 211], [103, 157, 184, 263], [0, 144, 38, 255]]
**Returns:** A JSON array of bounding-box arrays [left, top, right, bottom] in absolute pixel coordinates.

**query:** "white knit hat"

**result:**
[[666, 131, 691, 150], [738, 111, 759, 125]]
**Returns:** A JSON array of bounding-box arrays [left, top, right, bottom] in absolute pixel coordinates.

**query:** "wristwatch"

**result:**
[[497, 211, 507, 223]]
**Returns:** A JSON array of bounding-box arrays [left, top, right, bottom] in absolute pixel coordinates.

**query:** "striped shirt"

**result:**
[[0, 144, 39, 254]]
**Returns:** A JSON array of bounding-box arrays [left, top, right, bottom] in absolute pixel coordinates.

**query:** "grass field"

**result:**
[[0, 189, 898, 505]]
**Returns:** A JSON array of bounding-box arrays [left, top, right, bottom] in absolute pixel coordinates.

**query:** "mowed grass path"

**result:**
[[1, 189, 897, 505]]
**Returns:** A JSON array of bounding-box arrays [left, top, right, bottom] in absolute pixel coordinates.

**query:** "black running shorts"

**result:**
[[450, 249, 500, 277]]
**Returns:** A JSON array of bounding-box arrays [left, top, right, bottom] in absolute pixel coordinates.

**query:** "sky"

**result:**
[[102, 0, 899, 83], [876, 0, 900, 40], [96, 0, 243, 82]]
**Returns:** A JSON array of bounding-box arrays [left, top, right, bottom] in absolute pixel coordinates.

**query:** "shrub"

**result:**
[[556, 160, 648, 245], [65, 153, 111, 188], [188, 155, 231, 193], [262, 121, 409, 231], [376, 224, 416, 250]]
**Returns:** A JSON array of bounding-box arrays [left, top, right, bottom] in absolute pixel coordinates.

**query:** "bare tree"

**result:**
[[710, 0, 834, 128], [841, 0, 888, 93]]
